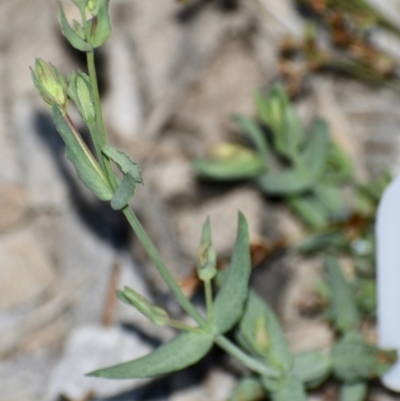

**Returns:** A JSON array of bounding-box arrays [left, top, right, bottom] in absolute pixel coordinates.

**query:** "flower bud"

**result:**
[[68, 71, 95, 124], [196, 217, 217, 281], [86, 0, 101, 15], [117, 287, 169, 326], [31, 58, 68, 108]]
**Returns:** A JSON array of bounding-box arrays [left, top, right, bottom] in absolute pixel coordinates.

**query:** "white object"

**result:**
[[377, 176, 400, 392]]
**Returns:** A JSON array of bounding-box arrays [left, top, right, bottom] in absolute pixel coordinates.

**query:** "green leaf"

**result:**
[[292, 351, 332, 388], [265, 375, 307, 401], [102, 145, 143, 210], [332, 332, 397, 383], [233, 114, 270, 165], [325, 256, 359, 333], [192, 148, 265, 181], [213, 212, 251, 335], [229, 377, 265, 401], [52, 105, 113, 201], [57, 1, 92, 52], [340, 382, 367, 401], [90, 0, 112, 48], [297, 230, 348, 254], [287, 195, 329, 228], [299, 118, 329, 180], [314, 184, 345, 217], [87, 332, 214, 379], [280, 106, 304, 159], [239, 291, 292, 372], [257, 169, 313, 196]]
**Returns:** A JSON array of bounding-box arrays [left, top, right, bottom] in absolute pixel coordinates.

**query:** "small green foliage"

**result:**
[[213, 213, 251, 335], [325, 256, 359, 333], [52, 104, 113, 200], [57, 1, 93, 51], [102, 145, 143, 210], [332, 332, 397, 382], [87, 332, 214, 379]]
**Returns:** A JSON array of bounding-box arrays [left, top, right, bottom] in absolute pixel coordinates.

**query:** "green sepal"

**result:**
[[57, 1, 92, 51], [229, 377, 265, 401], [87, 332, 214, 379], [292, 351, 332, 388], [325, 256, 359, 334], [257, 168, 313, 196], [102, 145, 143, 210], [340, 382, 367, 401], [89, 0, 112, 48], [239, 291, 292, 372], [233, 114, 270, 165], [332, 332, 397, 383], [213, 212, 251, 335], [52, 105, 113, 201]]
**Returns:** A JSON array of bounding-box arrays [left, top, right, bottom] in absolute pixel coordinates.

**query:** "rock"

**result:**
[[45, 324, 153, 401], [173, 186, 264, 257], [103, 31, 143, 140], [0, 221, 56, 310], [0, 182, 28, 232], [147, 158, 196, 202]]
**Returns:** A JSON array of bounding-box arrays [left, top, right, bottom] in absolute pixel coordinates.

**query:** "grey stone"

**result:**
[[0, 221, 56, 310], [45, 324, 153, 401], [0, 182, 28, 233]]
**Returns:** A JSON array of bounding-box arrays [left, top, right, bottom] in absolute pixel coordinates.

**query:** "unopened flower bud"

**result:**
[[196, 217, 217, 281], [68, 71, 95, 124], [31, 58, 68, 108], [86, 0, 101, 15], [117, 287, 169, 326]]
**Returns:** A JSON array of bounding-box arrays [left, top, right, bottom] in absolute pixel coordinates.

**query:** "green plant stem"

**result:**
[[86, 50, 117, 189], [123, 207, 206, 326], [204, 280, 214, 324], [215, 336, 281, 378], [167, 319, 205, 334], [86, 46, 280, 382]]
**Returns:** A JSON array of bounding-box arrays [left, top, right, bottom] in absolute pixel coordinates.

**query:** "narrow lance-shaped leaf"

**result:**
[[233, 114, 270, 166], [325, 256, 359, 333], [57, 1, 92, 52], [299, 117, 329, 180], [102, 145, 143, 210], [239, 290, 292, 372], [213, 212, 251, 335], [287, 195, 329, 228], [314, 184, 345, 217], [192, 143, 265, 181], [87, 332, 214, 379], [257, 168, 314, 196], [52, 104, 113, 201]]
